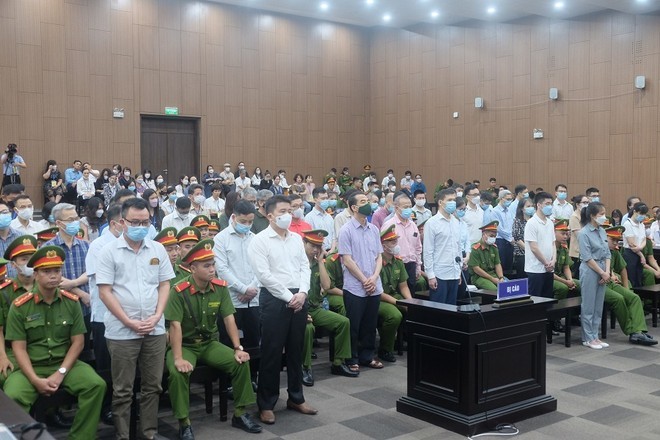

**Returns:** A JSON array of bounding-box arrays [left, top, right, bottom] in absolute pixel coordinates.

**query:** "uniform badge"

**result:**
[[150, 257, 160, 265]]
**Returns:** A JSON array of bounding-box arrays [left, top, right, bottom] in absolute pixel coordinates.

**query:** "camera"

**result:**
[[5, 143, 17, 161]]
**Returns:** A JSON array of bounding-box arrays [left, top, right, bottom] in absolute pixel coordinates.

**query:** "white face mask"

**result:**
[[456, 191, 464, 198], [471, 196, 481, 206], [17, 207, 33, 220], [275, 213, 292, 230], [486, 236, 496, 245], [124, 171, 131, 177], [292, 207, 304, 219], [96, 209, 104, 218], [190, 180, 198, 185], [194, 195, 205, 205], [182, 179, 189, 185], [415, 198, 426, 207], [156, 178, 164, 184], [208, 169, 214, 174], [387, 244, 401, 255], [17, 264, 34, 277]]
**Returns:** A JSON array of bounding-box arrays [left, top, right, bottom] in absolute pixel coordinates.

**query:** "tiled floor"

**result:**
[[51, 321, 660, 440]]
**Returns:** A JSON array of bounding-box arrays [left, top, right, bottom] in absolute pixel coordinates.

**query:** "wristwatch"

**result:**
[[234, 345, 244, 351], [58, 367, 67, 375]]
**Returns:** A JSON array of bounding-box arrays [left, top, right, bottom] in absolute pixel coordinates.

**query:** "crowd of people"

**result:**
[[0, 156, 659, 440]]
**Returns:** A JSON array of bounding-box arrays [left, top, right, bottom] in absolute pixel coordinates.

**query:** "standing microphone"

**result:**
[[456, 256, 480, 312]]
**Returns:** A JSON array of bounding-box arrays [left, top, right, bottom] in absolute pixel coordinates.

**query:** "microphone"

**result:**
[[455, 256, 480, 312]]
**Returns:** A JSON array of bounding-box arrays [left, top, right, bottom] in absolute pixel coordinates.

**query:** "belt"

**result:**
[[183, 334, 212, 345]]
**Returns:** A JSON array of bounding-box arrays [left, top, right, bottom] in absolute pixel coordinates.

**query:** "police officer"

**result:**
[[323, 251, 346, 315], [207, 219, 220, 239], [468, 221, 505, 290], [35, 227, 58, 248], [173, 226, 201, 285], [0, 258, 13, 388], [553, 219, 581, 300], [301, 230, 357, 383], [154, 227, 180, 269], [378, 226, 413, 363], [167, 239, 261, 438], [4, 246, 106, 439], [190, 215, 211, 239]]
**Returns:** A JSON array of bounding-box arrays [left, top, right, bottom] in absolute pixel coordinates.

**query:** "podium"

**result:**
[[396, 296, 557, 436]]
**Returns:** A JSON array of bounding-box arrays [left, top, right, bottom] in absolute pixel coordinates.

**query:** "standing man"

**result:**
[[161, 197, 193, 232], [423, 189, 462, 304], [288, 194, 312, 237], [251, 190, 274, 234], [491, 190, 515, 272], [524, 192, 557, 298], [552, 184, 573, 220], [9, 195, 41, 235], [1, 144, 26, 186], [338, 192, 384, 369], [305, 188, 336, 251], [411, 190, 432, 226], [248, 195, 316, 425], [463, 184, 484, 245], [4, 246, 105, 439], [97, 198, 175, 440]]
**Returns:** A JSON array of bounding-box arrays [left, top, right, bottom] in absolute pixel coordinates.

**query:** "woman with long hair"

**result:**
[[142, 189, 164, 231], [80, 197, 106, 242]]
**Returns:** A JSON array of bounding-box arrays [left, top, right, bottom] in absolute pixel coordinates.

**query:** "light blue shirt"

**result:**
[[492, 204, 514, 242], [305, 207, 336, 250], [86, 231, 119, 322]]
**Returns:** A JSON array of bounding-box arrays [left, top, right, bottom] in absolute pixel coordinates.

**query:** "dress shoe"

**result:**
[[553, 320, 565, 333], [311, 352, 318, 360], [259, 410, 275, 425], [232, 413, 263, 433], [45, 411, 74, 429], [179, 425, 194, 440], [630, 332, 658, 346], [101, 409, 114, 425], [302, 367, 314, 387], [331, 363, 359, 377], [286, 400, 318, 415], [378, 350, 397, 363]]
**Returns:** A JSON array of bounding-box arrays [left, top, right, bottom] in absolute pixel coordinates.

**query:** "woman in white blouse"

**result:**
[[77, 168, 96, 206]]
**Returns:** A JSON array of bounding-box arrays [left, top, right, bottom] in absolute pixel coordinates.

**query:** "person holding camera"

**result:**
[[1, 144, 26, 186]]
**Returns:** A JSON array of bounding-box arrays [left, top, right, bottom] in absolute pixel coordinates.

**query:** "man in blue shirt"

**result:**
[[64, 160, 83, 202], [1, 144, 26, 186], [491, 190, 515, 272], [410, 174, 427, 195]]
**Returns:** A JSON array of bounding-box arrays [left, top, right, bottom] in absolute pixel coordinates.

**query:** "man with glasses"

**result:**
[[162, 197, 193, 232], [97, 198, 175, 440]]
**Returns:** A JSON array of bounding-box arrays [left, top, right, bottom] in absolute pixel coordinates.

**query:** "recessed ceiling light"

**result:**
[[487, 6, 496, 14], [431, 10, 439, 18], [554, 1, 564, 9], [366, 0, 375, 5], [383, 13, 392, 22], [320, 2, 329, 11]]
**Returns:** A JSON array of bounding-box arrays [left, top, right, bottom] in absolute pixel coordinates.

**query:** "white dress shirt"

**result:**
[[463, 203, 485, 245], [304, 207, 336, 250], [204, 196, 225, 214], [248, 225, 310, 303], [9, 218, 44, 235], [86, 230, 119, 322], [552, 199, 574, 220], [161, 211, 192, 232], [423, 212, 461, 280], [214, 223, 260, 308]]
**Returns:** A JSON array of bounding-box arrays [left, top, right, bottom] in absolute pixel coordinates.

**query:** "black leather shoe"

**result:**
[[302, 367, 314, 386], [630, 333, 658, 346], [311, 352, 318, 360], [378, 350, 397, 363], [45, 411, 74, 429], [232, 413, 263, 433], [101, 409, 114, 425], [179, 424, 194, 440], [553, 320, 565, 333], [331, 363, 359, 377]]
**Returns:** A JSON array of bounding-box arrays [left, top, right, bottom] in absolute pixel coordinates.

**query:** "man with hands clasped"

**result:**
[[524, 192, 557, 298]]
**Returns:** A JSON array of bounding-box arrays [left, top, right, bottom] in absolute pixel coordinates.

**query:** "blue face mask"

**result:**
[[387, 205, 394, 214], [126, 226, 149, 242], [48, 215, 55, 223], [591, 196, 600, 203], [168, 194, 177, 201], [542, 205, 553, 216], [456, 209, 466, 218], [503, 200, 512, 208], [481, 204, 490, 212], [128, 186, 136, 191], [444, 201, 457, 214], [400, 207, 413, 219], [64, 220, 80, 236], [328, 200, 337, 208], [557, 192, 567, 200], [522, 192, 530, 199], [379, 198, 386, 207], [637, 214, 647, 223], [319, 200, 331, 211], [0, 213, 11, 229], [234, 222, 252, 234], [524, 206, 536, 217], [370, 202, 379, 212]]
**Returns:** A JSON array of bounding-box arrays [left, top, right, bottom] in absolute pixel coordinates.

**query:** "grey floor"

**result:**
[[52, 320, 660, 440]]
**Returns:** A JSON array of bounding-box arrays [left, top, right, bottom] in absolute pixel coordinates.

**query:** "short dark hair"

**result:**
[[534, 191, 553, 206], [489, 177, 496, 182], [111, 189, 135, 204], [585, 187, 599, 196], [436, 188, 456, 203], [121, 197, 148, 218], [554, 183, 567, 191], [514, 184, 527, 196], [464, 183, 479, 195], [312, 187, 327, 198], [106, 203, 123, 222], [233, 199, 256, 216], [2, 184, 23, 195], [175, 197, 192, 210], [352, 177, 361, 183], [13, 194, 30, 204], [413, 190, 425, 197], [288, 194, 302, 202], [348, 191, 366, 209], [265, 195, 290, 214], [404, 170, 412, 175], [627, 196, 641, 209], [211, 183, 223, 192], [343, 188, 358, 201], [188, 183, 203, 194], [480, 191, 494, 203]]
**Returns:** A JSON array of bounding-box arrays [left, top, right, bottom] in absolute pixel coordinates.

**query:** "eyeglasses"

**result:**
[[123, 218, 151, 227]]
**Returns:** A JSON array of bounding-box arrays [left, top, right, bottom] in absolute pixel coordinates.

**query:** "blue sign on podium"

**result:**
[[497, 278, 529, 301]]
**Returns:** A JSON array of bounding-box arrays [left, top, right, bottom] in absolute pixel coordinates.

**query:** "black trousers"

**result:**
[[2, 174, 19, 186], [496, 239, 514, 272], [257, 288, 307, 410], [91, 321, 112, 411], [343, 290, 380, 365], [219, 305, 261, 349], [623, 248, 643, 288], [528, 272, 554, 298], [404, 261, 417, 294]]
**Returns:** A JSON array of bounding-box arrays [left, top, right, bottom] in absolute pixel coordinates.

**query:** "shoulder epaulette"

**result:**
[[179, 265, 191, 273], [329, 253, 340, 262], [395, 256, 403, 260], [60, 290, 79, 301], [174, 281, 191, 293], [210, 278, 227, 287], [0, 279, 13, 290], [13, 292, 33, 307], [472, 243, 481, 250]]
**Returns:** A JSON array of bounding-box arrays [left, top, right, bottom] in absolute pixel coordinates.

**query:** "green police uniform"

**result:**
[[172, 260, 192, 286], [553, 243, 581, 300], [378, 256, 408, 354], [468, 241, 501, 290], [324, 252, 346, 316], [302, 321, 315, 370], [605, 248, 648, 335], [642, 238, 657, 286], [0, 275, 17, 389], [4, 288, 105, 439], [166, 277, 256, 420], [337, 173, 352, 193]]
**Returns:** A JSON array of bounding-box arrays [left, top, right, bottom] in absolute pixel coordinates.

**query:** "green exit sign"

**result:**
[[164, 107, 179, 115]]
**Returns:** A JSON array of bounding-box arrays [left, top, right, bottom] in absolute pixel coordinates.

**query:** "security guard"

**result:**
[[154, 227, 180, 269], [166, 239, 261, 438], [468, 221, 505, 290], [323, 251, 346, 315], [190, 215, 211, 239], [173, 226, 201, 285], [0, 258, 13, 388], [605, 226, 657, 345], [207, 219, 220, 239], [301, 230, 357, 384], [378, 226, 412, 363], [337, 167, 352, 193], [36, 227, 58, 248], [3, 246, 106, 439], [553, 219, 581, 300]]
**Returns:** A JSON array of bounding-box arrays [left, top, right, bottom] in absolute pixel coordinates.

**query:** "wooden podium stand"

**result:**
[[396, 296, 557, 436]]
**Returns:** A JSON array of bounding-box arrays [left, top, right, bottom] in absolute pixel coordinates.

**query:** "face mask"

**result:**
[[557, 192, 567, 200], [128, 185, 136, 191], [387, 205, 394, 214], [136, 179, 144, 184], [177, 211, 189, 220], [112, 169, 119, 174], [388, 173, 393, 178], [328, 200, 337, 208], [387, 245, 401, 255], [190, 180, 198, 185], [96, 209, 104, 218], [415, 198, 426, 207], [47, 214, 55, 223], [17, 207, 33, 220], [591, 197, 600, 203], [370, 202, 379, 211], [522, 192, 530, 199], [239, 165, 245, 170], [275, 213, 292, 229], [541, 205, 553, 216], [208, 169, 214, 174], [405, 176, 411, 180], [194, 195, 205, 205], [471, 196, 481, 206], [637, 214, 647, 223], [157, 178, 164, 184], [320, 200, 331, 211], [0, 213, 11, 229], [596, 215, 607, 225], [481, 204, 490, 212], [444, 201, 457, 214], [293, 207, 304, 219], [150, 199, 159, 208], [126, 225, 149, 241], [17, 264, 34, 277], [124, 171, 131, 177], [225, 167, 231, 172], [456, 191, 463, 198], [389, 186, 396, 191], [486, 236, 497, 245], [379, 198, 386, 207], [358, 203, 373, 216], [503, 200, 512, 208], [64, 220, 80, 236], [400, 207, 413, 219], [416, 178, 422, 183], [456, 209, 466, 218], [524, 206, 536, 216], [182, 179, 189, 185], [168, 194, 177, 201], [234, 222, 251, 234]]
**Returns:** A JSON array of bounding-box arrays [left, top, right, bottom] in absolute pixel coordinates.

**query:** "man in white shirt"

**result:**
[[161, 197, 193, 232], [9, 195, 42, 235], [524, 192, 556, 298], [220, 163, 235, 195], [304, 187, 336, 251], [248, 195, 316, 425], [204, 183, 226, 216], [96, 198, 175, 440], [235, 168, 251, 192], [463, 184, 484, 244], [214, 200, 260, 351], [552, 183, 574, 220], [411, 190, 432, 226], [381, 169, 396, 188], [423, 189, 462, 305], [187, 184, 210, 217]]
